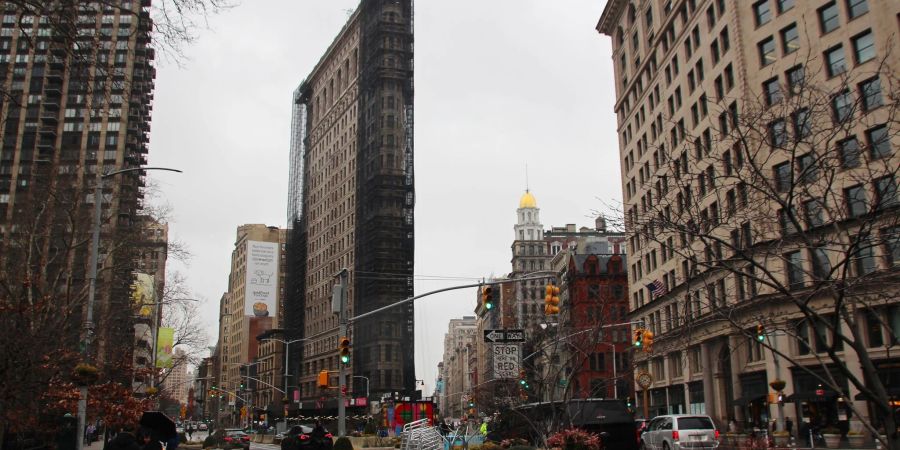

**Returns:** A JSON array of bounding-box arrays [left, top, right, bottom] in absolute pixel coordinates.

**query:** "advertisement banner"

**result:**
[[156, 327, 174, 368], [244, 241, 279, 318], [131, 273, 156, 317]]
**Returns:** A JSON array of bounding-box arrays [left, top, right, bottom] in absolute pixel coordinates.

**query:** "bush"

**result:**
[[546, 428, 602, 450], [333, 436, 354, 450], [507, 445, 535, 450]]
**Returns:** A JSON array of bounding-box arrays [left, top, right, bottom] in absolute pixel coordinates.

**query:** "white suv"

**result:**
[[640, 414, 719, 450]]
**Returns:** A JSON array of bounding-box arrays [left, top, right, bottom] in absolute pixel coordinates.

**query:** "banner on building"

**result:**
[[131, 273, 156, 317], [156, 327, 175, 368], [244, 240, 279, 318]]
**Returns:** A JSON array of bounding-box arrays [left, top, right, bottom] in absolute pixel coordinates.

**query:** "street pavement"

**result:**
[[251, 442, 280, 450]]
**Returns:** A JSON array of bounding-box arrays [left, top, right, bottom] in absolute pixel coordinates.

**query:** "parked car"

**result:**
[[198, 423, 208, 431], [640, 414, 719, 450]]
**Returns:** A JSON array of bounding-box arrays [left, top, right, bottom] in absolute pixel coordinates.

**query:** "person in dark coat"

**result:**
[[103, 427, 142, 450]]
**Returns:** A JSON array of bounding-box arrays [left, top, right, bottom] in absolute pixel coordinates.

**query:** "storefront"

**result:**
[[854, 358, 900, 430], [688, 381, 705, 415], [733, 371, 769, 429], [668, 385, 686, 414], [650, 388, 667, 417], [788, 365, 850, 435]]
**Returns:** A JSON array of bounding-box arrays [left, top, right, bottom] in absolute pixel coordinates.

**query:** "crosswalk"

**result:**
[[251, 442, 281, 450]]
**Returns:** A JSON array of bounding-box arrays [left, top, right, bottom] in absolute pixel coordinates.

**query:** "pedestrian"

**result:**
[[103, 425, 141, 450], [186, 425, 193, 442]]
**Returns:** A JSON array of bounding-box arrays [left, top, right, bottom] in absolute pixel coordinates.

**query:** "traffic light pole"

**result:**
[[336, 269, 348, 437]]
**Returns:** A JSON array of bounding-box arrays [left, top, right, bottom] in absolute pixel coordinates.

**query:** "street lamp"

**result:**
[[259, 337, 306, 409], [76, 167, 181, 450]]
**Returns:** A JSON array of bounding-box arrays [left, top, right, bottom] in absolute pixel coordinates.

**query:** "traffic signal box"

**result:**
[[338, 336, 351, 365], [481, 286, 494, 310], [544, 283, 560, 315], [633, 328, 654, 353], [756, 324, 765, 342], [317, 370, 329, 388]]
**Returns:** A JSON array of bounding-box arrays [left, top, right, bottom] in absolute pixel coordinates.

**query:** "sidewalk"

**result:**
[[85, 439, 105, 450]]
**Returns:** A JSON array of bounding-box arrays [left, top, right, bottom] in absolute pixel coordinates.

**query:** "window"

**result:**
[[793, 108, 810, 139], [865, 309, 883, 348], [825, 45, 846, 77], [839, 137, 860, 168], [845, 184, 868, 217], [777, 0, 794, 13], [859, 77, 883, 111], [774, 161, 791, 192], [847, 0, 868, 19], [786, 251, 804, 289], [797, 320, 811, 355], [781, 24, 799, 54], [853, 31, 875, 64], [798, 153, 818, 184], [854, 235, 876, 275], [875, 176, 898, 209], [867, 125, 891, 159], [763, 77, 782, 105], [758, 37, 776, 66], [885, 226, 900, 267], [819, 2, 840, 34], [754, 0, 772, 26], [811, 246, 831, 280], [786, 65, 804, 94], [803, 199, 825, 227], [779, 208, 798, 234], [769, 119, 787, 147], [832, 90, 853, 123]]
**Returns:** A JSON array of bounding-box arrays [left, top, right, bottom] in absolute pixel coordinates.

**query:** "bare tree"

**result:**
[[618, 49, 900, 448]]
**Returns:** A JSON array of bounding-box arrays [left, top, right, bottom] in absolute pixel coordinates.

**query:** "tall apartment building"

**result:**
[[439, 317, 477, 419], [286, 0, 415, 406], [218, 224, 285, 423], [598, 0, 899, 435], [0, 2, 155, 380]]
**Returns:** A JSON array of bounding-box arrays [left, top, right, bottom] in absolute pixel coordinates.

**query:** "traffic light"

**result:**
[[544, 283, 560, 315], [239, 381, 245, 390], [338, 336, 351, 364], [643, 329, 654, 352], [633, 329, 644, 348], [317, 370, 329, 388], [756, 324, 765, 342], [468, 400, 475, 408], [518, 369, 527, 386], [481, 286, 494, 310]]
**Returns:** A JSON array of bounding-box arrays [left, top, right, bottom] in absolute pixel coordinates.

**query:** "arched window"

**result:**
[[628, 3, 637, 25]]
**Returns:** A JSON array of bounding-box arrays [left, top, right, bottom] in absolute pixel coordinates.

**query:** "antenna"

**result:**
[[525, 162, 529, 192]]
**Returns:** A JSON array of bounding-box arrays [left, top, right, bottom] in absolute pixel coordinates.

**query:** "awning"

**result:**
[[854, 388, 900, 401], [785, 392, 838, 402], [732, 395, 767, 406]]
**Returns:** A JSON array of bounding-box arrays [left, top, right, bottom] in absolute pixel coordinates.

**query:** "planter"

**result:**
[[822, 433, 842, 449], [847, 434, 866, 448], [773, 433, 790, 447]]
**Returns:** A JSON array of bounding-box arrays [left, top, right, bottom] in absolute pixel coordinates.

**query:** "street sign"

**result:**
[[492, 344, 520, 379], [483, 329, 526, 343]]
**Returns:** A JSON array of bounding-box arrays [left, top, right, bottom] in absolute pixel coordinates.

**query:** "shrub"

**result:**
[[546, 428, 602, 450], [333, 436, 354, 450]]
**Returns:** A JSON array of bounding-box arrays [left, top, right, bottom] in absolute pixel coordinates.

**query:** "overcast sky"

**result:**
[[147, 0, 619, 394]]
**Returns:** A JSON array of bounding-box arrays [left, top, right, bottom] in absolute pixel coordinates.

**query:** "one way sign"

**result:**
[[483, 329, 526, 343]]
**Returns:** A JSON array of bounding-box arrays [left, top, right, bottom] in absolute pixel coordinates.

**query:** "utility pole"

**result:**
[[334, 268, 348, 437]]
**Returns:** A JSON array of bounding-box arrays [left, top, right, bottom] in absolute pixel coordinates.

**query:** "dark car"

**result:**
[[220, 429, 251, 450], [281, 425, 333, 450]]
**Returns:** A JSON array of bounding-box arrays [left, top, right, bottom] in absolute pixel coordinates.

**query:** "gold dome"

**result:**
[[519, 190, 537, 208]]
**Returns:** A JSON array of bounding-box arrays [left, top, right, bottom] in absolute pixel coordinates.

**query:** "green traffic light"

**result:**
[[340, 355, 350, 364], [757, 334, 765, 342], [485, 302, 493, 310], [519, 379, 526, 385]]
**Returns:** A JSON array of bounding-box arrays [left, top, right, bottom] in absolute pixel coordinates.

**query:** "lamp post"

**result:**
[[76, 167, 181, 450], [260, 337, 306, 421]]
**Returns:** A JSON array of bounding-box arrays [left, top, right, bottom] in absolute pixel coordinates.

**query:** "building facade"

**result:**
[[218, 224, 285, 424], [439, 317, 477, 420], [0, 0, 156, 382], [598, 0, 900, 436], [286, 0, 415, 406]]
